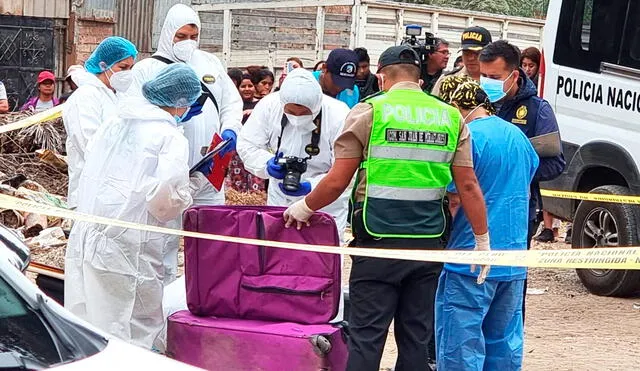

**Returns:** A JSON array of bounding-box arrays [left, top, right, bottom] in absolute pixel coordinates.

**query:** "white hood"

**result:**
[[69, 65, 95, 88], [118, 95, 176, 125], [279, 68, 323, 116], [156, 4, 201, 62]]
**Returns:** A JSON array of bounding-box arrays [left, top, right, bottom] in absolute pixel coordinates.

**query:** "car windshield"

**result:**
[[0, 276, 62, 368], [0, 273, 108, 370]]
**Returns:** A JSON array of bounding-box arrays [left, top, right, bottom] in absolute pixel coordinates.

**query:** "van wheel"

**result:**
[[572, 185, 640, 297]]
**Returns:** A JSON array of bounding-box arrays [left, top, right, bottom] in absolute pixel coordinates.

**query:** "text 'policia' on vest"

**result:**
[[360, 88, 461, 239]]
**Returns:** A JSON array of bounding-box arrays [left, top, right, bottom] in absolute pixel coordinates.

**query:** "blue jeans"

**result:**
[[435, 270, 524, 371]]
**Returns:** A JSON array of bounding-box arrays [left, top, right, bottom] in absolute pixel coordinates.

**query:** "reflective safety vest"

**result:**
[[361, 89, 461, 239]]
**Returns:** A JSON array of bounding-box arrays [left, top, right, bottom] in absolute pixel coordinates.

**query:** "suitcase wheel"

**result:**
[[309, 335, 332, 356]]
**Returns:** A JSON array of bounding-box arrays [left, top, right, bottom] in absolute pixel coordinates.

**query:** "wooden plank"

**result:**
[[194, 0, 354, 12], [349, 4, 358, 48], [356, 3, 367, 46], [430, 12, 438, 35], [395, 8, 404, 44], [223, 9, 231, 67], [501, 20, 509, 40], [315, 6, 325, 61], [403, 11, 433, 27]]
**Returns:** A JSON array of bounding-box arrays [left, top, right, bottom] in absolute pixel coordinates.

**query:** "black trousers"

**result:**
[[346, 209, 443, 371]]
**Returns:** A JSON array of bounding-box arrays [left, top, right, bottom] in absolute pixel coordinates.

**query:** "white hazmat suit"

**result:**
[[237, 69, 351, 235], [65, 95, 194, 349], [62, 73, 118, 209], [128, 4, 242, 206], [237, 68, 351, 322]]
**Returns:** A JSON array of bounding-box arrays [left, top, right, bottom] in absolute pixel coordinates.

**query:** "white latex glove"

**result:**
[[470, 232, 491, 284], [283, 198, 314, 230]]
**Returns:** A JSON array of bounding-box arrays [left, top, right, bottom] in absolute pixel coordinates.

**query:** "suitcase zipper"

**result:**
[[242, 284, 325, 297], [256, 212, 266, 274]]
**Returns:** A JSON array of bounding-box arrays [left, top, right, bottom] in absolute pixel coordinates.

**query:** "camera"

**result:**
[[277, 156, 308, 192], [400, 24, 437, 81]]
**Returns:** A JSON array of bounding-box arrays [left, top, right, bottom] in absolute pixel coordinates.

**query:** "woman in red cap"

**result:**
[[20, 70, 60, 111]]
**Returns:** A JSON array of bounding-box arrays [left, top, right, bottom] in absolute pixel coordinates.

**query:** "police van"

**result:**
[[541, 0, 640, 296]]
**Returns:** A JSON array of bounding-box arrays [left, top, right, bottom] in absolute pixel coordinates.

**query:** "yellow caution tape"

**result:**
[[2, 194, 640, 270], [0, 108, 638, 208], [540, 189, 640, 205], [0, 105, 65, 135]]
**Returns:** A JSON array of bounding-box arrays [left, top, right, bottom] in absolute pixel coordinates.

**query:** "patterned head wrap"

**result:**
[[440, 75, 496, 115]]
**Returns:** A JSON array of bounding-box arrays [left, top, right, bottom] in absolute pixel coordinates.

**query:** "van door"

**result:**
[[619, 0, 640, 71]]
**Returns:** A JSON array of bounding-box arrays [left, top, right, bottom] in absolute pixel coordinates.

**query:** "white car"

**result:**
[[0, 225, 202, 370], [541, 0, 640, 296]]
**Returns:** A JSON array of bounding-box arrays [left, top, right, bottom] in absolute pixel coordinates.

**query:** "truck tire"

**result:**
[[572, 185, 640, 297]]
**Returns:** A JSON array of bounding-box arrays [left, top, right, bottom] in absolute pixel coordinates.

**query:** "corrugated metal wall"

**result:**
[[75, 0, 116, 21], [115, 0, 154, 53], [0, 0, 70, 18]]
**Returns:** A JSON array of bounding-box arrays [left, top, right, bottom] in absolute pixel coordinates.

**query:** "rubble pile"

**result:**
[[1, 112, 70, 269]]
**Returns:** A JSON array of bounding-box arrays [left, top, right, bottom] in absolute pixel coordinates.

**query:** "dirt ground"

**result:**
[[340, 227, 640, 371]]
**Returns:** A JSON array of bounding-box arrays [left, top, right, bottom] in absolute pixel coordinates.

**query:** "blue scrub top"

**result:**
[[312, 71, 360, 108], [446, 115, 539, 281]]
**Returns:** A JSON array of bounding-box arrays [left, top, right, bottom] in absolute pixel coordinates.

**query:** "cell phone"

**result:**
[[286, 61, 295, 73]]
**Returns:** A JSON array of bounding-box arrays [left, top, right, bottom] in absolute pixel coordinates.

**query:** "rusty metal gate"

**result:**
[[0, 15, 55, 111]]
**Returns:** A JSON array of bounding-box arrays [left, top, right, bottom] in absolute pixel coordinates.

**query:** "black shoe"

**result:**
[[534, 228, 555, 243], [564, 227, 572, 244]]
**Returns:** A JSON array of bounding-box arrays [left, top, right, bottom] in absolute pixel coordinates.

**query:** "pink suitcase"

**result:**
[[167, 310, 348, 371], [183, 205, 341, 324]]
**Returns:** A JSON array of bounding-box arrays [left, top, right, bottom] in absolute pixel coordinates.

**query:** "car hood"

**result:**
[[49, 337, 203, 370]]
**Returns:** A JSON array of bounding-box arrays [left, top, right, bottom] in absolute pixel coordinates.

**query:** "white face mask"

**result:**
[[173, 40, 197, 62], [108, 69, 133, 93], [285, 113, 313, 127]]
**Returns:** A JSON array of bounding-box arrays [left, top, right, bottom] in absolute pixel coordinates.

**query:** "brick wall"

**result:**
[[72, 19, 115, 64]]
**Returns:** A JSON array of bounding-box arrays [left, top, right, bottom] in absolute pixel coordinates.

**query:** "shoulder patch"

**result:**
[[202, 74, 216, 84]]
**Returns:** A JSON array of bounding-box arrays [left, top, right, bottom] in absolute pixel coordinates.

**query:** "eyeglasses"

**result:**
[[435, 50, 451, 56]]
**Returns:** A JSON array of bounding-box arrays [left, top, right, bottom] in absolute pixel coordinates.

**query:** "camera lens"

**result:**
[[283, 171, 302, 192]]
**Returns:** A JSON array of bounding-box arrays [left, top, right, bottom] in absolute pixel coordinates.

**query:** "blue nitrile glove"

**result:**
[[182, 101, 204, 123], [194, 157, 214, 177], [267, 152, 286, 179], [279, 181, 312, 197], [219, 129, 237, 157]]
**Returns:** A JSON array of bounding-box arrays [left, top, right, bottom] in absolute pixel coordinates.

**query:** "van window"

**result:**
[[554, 0, 628, 72], [619, 0, 640, 70]]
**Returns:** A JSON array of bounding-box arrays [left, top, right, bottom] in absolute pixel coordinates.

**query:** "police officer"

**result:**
[[283, 45, 490, 371], [478, 40, 565, 319], [432, 26, 493, 96]]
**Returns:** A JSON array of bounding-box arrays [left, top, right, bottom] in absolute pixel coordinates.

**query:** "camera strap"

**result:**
[[275, 110, 322, 159]]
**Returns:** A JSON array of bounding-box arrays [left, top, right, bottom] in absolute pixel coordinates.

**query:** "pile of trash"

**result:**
[[1, 111, 70, 269]]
